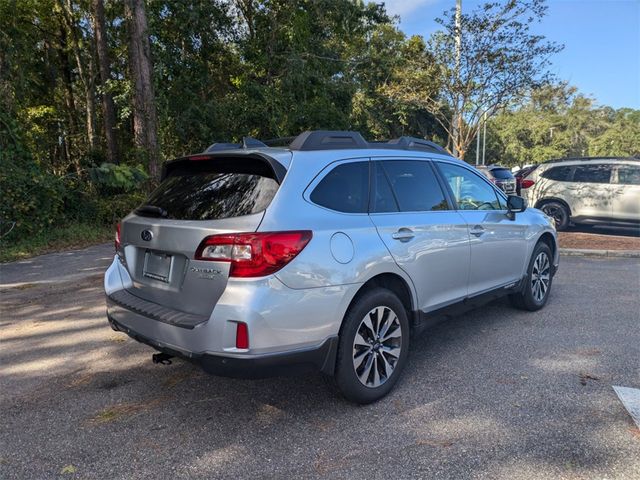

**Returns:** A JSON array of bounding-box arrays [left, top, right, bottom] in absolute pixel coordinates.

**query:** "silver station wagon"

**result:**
[[105, 131, 559, 403]]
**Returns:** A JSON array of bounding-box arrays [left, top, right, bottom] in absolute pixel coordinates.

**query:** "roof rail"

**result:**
[[542, 156, 638, 164], [205, 136, 267, 152], [384, 136, 449, 154], [204, 131, 452, 156], [289, 130, 451, 155], [290, 131, 369, 151]]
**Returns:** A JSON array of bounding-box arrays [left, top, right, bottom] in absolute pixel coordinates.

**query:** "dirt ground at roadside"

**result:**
[[558, 231, 640, 250]]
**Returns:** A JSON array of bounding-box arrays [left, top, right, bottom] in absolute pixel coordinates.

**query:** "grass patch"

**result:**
[[90, 403, 146, 424], [0, 222, 112, 263], [87, 398, 165, 425]]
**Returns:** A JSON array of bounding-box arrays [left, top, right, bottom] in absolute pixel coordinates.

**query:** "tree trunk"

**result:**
[[61, 0, 97, 152], [125, 0, 159, 180], [92, 0, 119, 164], [57, 21, 82, 175]]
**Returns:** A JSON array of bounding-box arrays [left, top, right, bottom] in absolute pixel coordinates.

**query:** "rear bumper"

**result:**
[[107, 307, 338, 378], [104, 255, 354, 378]]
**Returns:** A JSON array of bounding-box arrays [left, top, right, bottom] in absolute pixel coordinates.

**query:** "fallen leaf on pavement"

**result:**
[[579, 373, 600, 386], [60, 465, 76, 474]]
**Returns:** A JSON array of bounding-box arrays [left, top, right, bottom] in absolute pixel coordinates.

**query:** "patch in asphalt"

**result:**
[[613, 385, 640, 428]]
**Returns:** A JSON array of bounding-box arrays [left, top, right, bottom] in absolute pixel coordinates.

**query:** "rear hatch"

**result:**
[[490, 167, 516, 194], [118, 154, 283, 319]]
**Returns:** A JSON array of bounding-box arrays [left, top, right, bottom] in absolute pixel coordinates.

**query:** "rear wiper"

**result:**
[[135, 205, 168, 217]]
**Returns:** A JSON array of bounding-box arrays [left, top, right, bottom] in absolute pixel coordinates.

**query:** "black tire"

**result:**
[[510, 242, 553, 311], [335, 288, 410, 404], [540, 201, 570, 231]]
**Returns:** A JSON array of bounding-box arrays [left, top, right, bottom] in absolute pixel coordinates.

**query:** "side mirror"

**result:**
[[506, 195, 527, 220]]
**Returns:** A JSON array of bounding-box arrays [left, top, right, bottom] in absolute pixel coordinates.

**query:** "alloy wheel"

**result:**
[[352, 306, 402, 388], [541, 204, 566, 229], [531, 251, 550, 303]]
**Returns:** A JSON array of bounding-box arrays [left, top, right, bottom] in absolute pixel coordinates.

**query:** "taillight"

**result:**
[[235, 322, 249, 349], [521, 179, 535, 189], [115, 223, 121, 251], [195, 231, 312, 278]]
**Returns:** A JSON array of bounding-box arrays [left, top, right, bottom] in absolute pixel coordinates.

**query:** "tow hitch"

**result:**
[[152, 352, 173, 365]]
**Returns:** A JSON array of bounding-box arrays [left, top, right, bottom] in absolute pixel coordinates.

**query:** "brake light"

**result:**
[[115, 223, 121, 251], [235, 322, 249, 349], [195, 231, 312, 277], [521, 179, 535, 189]]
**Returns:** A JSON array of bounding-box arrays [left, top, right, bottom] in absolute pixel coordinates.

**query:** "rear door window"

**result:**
[[376, 160, 449, 212], [541, 166, 573, 182], [572, 164, 613, 184], [372, 162, 399, 213], [139, 158, 279, 220], [310, 161, 370, 213]]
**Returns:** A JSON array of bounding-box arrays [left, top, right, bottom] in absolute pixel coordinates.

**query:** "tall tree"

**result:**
[[56, 16, 82, 174], [396, 0, 562, 158], [60, 0, 97, 151], [92, 0, 119, 163], [125, 0, 159, 179]]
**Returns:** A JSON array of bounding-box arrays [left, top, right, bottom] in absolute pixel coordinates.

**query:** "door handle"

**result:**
[[470, 225, 485, 237], [391, 228, 415, 242]]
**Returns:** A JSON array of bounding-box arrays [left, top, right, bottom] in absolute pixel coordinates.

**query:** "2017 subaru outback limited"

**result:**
[[105, 131, 559, 404]]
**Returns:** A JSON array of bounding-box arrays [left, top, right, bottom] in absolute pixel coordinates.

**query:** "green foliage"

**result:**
[[0, 113, 67, 238], [0, 222, 113, 263], [588, 109, 640, 157], [1, 0, 638, 260], [0, 113, 146, 244], [481, 83, 640, 167]]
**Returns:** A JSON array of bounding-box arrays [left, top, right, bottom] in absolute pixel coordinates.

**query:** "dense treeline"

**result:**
[[0, 0, 638, 250], [486, 83, 640, 166]]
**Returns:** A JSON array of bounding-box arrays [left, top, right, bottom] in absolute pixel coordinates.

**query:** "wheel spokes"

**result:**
[[531, 252, 550, 302], [352, 305, 403, 388]]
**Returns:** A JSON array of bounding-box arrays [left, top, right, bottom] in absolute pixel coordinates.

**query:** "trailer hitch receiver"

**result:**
[[152, 352, 173, 365]]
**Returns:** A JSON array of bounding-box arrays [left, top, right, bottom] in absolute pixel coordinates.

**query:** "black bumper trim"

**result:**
[[107, 290, 208, 330], [107, 314, 338, 378]]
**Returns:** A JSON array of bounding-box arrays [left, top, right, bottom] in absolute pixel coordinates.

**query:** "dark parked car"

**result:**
[[476, 165, 517, 195]]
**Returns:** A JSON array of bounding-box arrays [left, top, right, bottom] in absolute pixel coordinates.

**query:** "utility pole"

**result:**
[[482, 110, 487, 165], [452, 0, 462, 157], [475, 121, 480, 166]]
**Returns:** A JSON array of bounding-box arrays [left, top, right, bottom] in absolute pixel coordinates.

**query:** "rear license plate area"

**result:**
[[143, 250, 173, 283]]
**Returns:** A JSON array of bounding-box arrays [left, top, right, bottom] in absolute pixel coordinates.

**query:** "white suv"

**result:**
[[521, 157, 640, 230]]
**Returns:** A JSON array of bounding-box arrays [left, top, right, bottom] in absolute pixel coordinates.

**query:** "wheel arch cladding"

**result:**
[[538, 232, 556, 260], [343, 273, 416, 329]]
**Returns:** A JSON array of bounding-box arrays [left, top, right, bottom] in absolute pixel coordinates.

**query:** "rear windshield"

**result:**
[[490, 168, 514, 179], [139, 158, 279, 220]]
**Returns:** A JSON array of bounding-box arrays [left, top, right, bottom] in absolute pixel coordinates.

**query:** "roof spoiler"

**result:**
[[205, 137, 267, 152]]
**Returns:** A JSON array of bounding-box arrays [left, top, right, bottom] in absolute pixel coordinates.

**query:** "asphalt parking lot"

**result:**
[[1, 247, 639, 479]]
